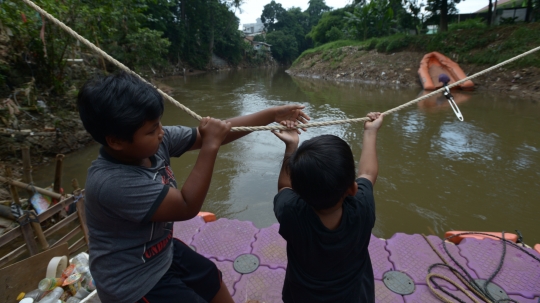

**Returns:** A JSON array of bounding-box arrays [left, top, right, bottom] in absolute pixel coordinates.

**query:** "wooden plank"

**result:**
[[50, 226, 81, 249], [75, 193, 90, 246], [0, 244, 27, 269], [0, 226, 22, 248], [18, 213, 38, 256], [43, 212, 78, 237], [68, 237, 86, 255], [0, 243, 68, 303]]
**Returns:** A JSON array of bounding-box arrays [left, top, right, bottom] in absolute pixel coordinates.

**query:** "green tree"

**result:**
[[345, 0, 395, 40], [306, 0, 332, 27], [261, 1, 287, 31], [306, 8, 351, 46], [266, 31, 298, 63], [425, 0, 461, 31]]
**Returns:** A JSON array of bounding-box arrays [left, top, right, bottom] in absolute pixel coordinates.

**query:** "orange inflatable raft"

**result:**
[[418, 52, 475, 90], [197, 211, 216, 222], [444, 231, 518, 244]]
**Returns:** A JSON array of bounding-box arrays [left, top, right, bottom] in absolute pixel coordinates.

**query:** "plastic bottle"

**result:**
[[73, 288, 90, 300], [37, 287, 63, 303], [66, 298, 81, 303], [85, 278, 95, 292], [23, 289, 45, 300], [38, 278, 64, 291], [18, 298, 34, 303]]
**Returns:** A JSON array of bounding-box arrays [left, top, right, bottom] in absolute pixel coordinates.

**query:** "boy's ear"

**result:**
[[105, 135, 126, 151], [346, 181, 358, 197]]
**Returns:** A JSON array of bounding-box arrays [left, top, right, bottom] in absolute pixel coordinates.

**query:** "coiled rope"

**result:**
[[21, 0, 540, 132], [422, 232, 540, 303]]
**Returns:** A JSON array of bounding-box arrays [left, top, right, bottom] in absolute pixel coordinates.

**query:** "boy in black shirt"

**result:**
[[272, 112, 383, 303]]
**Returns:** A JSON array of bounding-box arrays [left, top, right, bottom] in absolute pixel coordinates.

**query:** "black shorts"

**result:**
[[136, 239, 222, 303]]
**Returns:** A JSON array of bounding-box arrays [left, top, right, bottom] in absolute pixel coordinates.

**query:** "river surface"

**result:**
[[34, 68, 540, 245]]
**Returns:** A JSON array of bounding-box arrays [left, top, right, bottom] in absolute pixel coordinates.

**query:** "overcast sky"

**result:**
[[235, 0, 489, 28]]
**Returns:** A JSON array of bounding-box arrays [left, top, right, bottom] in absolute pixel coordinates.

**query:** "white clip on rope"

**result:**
[[443, 86, 464, 121]]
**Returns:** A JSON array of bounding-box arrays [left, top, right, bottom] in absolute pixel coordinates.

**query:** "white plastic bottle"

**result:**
[[37, 287, 63, 303]]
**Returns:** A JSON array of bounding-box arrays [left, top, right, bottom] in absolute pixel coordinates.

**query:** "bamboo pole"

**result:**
[[53, 154, 65, 195], [29, 210, 49, 250], [21, 146, 34, 198], [0, 176, 62, 200], [5, 167, 20, 205]]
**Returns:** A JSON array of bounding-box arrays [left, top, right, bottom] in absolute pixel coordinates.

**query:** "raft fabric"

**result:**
[[84, 126, 197, 303], [273, 178, 376, 303]]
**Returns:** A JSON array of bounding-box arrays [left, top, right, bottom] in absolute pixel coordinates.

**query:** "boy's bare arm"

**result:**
[[189, 105, 310, 150], [151, 117, 231, 222], [358, 112, 383, 186], [272, 127, 300, 191]]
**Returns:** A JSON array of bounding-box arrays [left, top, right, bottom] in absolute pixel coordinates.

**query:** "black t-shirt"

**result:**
[[273, 178, 376, 303]]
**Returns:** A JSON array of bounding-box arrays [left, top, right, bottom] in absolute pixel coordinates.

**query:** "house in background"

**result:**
[[242, 18, 265, 36], [242, 35, 272, 52]]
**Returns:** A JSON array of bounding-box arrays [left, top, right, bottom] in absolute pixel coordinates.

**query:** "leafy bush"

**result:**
[[325, 26, 344, 42], [366, 38, 378, 50], [385, 35, 411, 52], [448, 18, 487, 31], [376, 39, 389, 52]]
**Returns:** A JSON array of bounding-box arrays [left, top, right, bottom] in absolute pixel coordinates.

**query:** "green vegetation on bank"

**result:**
[[0, 0, 250, 96], [293, 22, 540, 68]]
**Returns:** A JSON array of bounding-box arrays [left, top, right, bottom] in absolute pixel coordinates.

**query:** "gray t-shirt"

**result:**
[[85, 126, 197, 303]]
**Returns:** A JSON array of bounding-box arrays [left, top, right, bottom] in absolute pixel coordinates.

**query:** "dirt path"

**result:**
[[287, 49, 540, 100]]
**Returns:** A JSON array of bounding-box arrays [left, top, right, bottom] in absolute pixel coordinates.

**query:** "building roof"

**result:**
[[475, 0, 525, 12]]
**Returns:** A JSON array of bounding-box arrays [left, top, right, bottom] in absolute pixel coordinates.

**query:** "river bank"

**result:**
[[287, 49, 540, 100]]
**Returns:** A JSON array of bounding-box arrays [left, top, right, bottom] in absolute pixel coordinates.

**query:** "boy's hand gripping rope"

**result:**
[[20, 0, 540, 132]]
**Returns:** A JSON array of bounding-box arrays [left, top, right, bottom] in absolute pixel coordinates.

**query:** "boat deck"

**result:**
[[174, 217, 540, 303]]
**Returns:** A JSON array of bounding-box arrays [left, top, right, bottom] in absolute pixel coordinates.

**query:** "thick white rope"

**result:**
[[21, 0, 540, 132]]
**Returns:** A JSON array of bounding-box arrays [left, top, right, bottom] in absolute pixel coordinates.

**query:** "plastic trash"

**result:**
[[38, 278, 64, 291], [37, 100, 48, 113], [30, 193, 50, 215], [22, 289, 44, 301], [37, 287, 63, 303], [66, 297, 81, 303], [73, 287, 90, 300]]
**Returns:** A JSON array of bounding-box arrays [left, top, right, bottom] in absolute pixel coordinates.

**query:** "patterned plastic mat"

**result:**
[[173, 219, 540, 303]]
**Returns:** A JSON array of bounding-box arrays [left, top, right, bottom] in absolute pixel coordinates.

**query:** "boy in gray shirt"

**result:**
[[77, 72, 309, 303]]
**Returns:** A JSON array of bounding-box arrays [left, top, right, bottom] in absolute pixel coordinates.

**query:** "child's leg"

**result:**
[[210, 280, 234, 303], [172, 239, 233, 302], [138, 239, 232, 302]]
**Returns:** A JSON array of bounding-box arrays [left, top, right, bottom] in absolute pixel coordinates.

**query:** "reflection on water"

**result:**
[[33, 69, 540, 244]]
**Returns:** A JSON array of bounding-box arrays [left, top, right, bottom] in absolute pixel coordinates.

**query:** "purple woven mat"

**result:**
[[232, 265, 285, 303], [406, 284, 475, 303], [252, 223, 287, 269], [375, 280, 404, 303], [387, 234, 454, 288], [458, 238, 540, 298], [508, 294, 540, 303], [172, 216, 205, 244], [369, 235, 393, 280], [192, 218, 259, 261], [210, 258, 242, 297]]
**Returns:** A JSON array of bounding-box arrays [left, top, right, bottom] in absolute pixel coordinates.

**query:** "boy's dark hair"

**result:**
[[77, 72, 164, 146], [288, 135, 356, 210]]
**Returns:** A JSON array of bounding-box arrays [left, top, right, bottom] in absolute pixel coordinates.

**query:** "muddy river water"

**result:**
[[34, 68, 540, 245]]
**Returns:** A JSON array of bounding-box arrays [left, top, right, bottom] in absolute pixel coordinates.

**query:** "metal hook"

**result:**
[[443, 86, 464, 121]]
